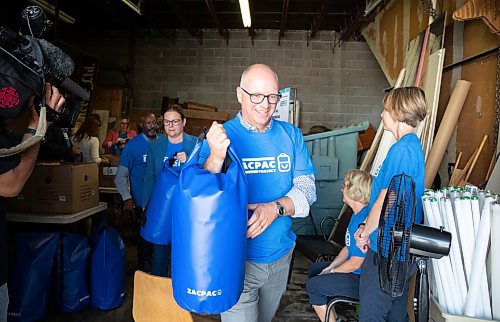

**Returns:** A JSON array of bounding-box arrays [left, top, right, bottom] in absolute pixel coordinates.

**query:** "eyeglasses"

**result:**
[[239, 87, 282, 105], [164, 119, 182, 126]]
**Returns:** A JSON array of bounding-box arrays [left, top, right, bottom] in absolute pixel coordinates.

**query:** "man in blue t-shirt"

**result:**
[[115, 112, 164, 271], [201, 64, 317, 322]]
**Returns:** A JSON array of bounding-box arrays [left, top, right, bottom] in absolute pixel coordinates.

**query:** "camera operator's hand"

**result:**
[[29, 83, 65, 129]]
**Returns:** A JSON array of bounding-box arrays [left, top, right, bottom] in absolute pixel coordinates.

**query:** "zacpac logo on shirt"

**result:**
[[242, 153, 291, 174]]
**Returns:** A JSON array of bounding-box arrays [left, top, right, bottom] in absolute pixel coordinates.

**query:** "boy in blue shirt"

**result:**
[[306, 169, 372, 322], [355, 87, 427, 321], [201, 64, 317, 322], [115, 112, 164, 271]]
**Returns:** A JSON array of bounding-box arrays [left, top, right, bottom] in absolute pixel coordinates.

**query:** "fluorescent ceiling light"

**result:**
[[28, 0, 75, 24], [121, 0, 142, 15], [239, 0, 251, 27]]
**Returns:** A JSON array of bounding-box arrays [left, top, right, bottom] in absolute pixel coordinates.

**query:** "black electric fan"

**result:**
[[377, 174, 451, 322]]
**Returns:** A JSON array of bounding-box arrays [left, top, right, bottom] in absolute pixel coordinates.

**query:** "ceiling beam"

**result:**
[[309, 0, 333, 39], [279, 0, 290, 42], [341, 12, 365, 42], [165, 0, 202, 43], [204, 0, 228, 41]]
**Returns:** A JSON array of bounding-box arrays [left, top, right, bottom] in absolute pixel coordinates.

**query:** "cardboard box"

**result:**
[[99, 165, 118, 188], [29, 163, 99, 214], [99, 154, 119, 188], [430, 296, 494, 322]]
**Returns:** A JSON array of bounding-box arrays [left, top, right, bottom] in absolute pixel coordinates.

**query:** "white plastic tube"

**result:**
[[464, 199, 492, 318], [423, 198, 449, 312], [471, 197, 481, 236], [443, 198, 467, 309], [430, 198, 462, 315], [455, 198, 474, 280], [492, 202, 500, 320]]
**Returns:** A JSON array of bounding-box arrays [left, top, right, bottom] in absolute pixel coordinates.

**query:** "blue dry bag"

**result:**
[[55, 233, 91, 312], [90, 227, 125, 310], [140, 162, 179, 245], [8, 233, 58, 322], [172, 142, 248, 314]]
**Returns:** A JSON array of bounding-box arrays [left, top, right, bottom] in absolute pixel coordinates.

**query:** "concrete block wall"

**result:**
[[82, 29, 389, 132]]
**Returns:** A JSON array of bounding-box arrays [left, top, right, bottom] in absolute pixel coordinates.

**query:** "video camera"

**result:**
[[0, 6, 89, 128]]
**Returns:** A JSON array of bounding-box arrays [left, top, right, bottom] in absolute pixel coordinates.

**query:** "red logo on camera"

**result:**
[[0, 87, 20, 109]]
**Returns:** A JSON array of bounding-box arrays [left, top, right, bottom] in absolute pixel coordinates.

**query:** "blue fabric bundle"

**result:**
[[55, 233, 91, 312], [8, 233, 58, 322], [90, 227, 125, 310]]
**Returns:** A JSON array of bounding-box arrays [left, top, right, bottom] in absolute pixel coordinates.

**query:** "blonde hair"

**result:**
[[383, 87, 427, 127], [344, 169, 372, 204]]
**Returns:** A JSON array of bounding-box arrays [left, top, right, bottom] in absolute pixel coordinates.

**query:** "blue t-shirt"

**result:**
[[369, 133, 424, 253], [200, 117, 315, 263], [164, 142, 184, 171], [120, 133, 163, 206], [345, 206, 369, 275]]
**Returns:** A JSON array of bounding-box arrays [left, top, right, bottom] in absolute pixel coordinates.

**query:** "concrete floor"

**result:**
[[37, 203, 356, 322], [45, 238, 357, 322]]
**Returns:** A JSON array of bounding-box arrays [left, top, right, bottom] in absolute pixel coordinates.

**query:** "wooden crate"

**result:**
[[183, 109, 229, 136], [92, 87, 125, 118]]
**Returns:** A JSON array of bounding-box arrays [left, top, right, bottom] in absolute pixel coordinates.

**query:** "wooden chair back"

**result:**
[[133, 270, 194, 322]]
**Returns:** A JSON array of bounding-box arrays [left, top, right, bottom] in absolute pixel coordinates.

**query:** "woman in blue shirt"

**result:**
[[142, 105, 197, 277], [307, 169, 372, 322], [355, 87, 426, 321]]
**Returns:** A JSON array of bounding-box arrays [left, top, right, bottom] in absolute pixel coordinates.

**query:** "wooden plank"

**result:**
[[185, 101, 218, 112], [360, 68, 406, 173], [183, 109, 229, 121], [422, 49, 446, 160]]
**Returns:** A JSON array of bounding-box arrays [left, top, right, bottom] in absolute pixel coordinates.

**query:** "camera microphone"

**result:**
[[37, 38, 74, 79], [37, 39, 89, 100]]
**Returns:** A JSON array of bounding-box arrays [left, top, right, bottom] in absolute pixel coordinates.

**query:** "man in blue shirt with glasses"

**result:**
[[202, 64, 317, 322]]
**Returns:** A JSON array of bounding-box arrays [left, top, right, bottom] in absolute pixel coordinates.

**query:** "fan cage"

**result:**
[[377, 173, 416, 297]]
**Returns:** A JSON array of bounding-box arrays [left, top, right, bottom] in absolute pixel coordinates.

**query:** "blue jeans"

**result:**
[[151, 244, 171, 277], [221, 247, 293, 322], [306, 261, 360, 306], [359, 250, 415, 322], [0, 283, 8, 322]]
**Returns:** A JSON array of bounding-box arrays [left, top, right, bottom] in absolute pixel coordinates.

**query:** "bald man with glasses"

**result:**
[[200, 64, 317, 322]]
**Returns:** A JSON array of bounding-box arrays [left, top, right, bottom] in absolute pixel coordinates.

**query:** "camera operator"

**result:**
[[0, 83, 65, 321]]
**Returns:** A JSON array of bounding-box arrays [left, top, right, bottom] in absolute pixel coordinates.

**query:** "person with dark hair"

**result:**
[[142, 105, 197, 277], [115, 112, 164, 271], [201, 64, 317, 322], [72, 115, 108, 164], [0, 84, 65, 322], [38, 125, 79, 162], [355, 87, 427, 321], [102, 117, 137, 155]]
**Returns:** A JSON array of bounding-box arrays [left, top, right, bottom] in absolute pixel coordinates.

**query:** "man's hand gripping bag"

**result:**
[[141, 163, 178, 245], [172, 142, 248, 314]]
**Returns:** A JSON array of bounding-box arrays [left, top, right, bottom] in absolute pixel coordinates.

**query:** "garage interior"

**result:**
[[1, 0, 499, 321]]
